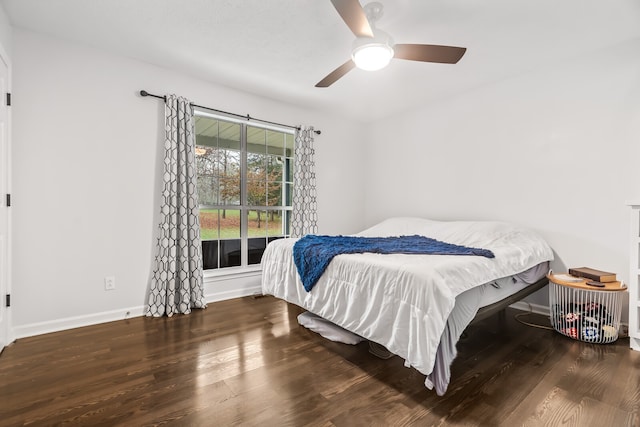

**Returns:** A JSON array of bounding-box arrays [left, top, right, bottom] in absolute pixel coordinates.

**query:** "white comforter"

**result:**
[[261, 217, 553, 385]]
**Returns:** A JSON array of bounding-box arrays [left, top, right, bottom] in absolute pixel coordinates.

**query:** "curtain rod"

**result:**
[[139, 90, 321, 135]]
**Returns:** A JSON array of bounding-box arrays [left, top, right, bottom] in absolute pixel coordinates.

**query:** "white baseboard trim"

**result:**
[[509, 301, 550, 316], [13, 305, 146, 340], [12, 285, 264, 340], [204, 284, 263, 303], [13, 286, 546, 341]]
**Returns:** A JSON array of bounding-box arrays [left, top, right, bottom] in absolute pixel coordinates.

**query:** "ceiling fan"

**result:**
[[316, 0, 467, 87]]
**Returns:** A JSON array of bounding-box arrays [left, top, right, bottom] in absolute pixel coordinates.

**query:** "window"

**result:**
[[194, 111, 294, 271]]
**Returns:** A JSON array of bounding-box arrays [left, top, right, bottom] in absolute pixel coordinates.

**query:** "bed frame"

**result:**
[[368, 277, 549, 359], [470, 276, 549, 324]]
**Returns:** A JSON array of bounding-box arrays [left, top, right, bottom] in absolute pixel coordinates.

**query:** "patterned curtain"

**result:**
[[146, 94, 206, 317], [291, 126, 318, 237]]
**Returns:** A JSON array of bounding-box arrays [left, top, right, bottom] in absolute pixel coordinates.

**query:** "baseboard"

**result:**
[[12, 305, 146, 340], [12, 284, 545, 340], [204, 284, 263, 303], [509, 301, 550, 316], [12, 284, 264, 340]]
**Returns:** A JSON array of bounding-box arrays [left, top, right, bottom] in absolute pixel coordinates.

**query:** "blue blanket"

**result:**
[[293, 234, 495, 292]]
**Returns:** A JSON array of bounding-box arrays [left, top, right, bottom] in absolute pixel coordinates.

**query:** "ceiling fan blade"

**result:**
[[315, 60, 356, 88], [394, 44, 467, 64], [330, 0, 374, 38]]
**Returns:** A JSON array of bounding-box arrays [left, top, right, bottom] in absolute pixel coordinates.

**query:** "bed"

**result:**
[[261, 217, 554, 395]]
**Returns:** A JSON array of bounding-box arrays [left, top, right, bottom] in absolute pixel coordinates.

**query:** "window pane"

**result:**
[[200, 209, 220, 241], [248, 210, 268, 238], [220, 239, 241, 268], [248, 210, 267, 265], [267, 210, 288, 237], [202, 240, 219, 270], [284, 210, 292, 236], [218, 121, 240, 151], [247, 126, 266, 154], [197, 173, 218, 206], [285, 133, 294, 157], [266, 130, 284, 156], [195, 116, 219, 148], [284, 157, 293, 182], [219, 209, 241, 239], [285, 183, 293, 206], [267, 155, 283, 181], [219, 150, 240, 205], [247, 238, 266, 265], [247, 180, 266, 206], [267, 181, 282, 206], [196, 144, 220, 205], [247, 153, 267, 181]]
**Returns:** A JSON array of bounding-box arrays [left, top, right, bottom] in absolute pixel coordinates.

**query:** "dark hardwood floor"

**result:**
[[1, 296, 639, 426]]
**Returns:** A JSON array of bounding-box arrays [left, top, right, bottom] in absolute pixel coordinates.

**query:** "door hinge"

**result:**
[[5, 194, 10, 207], [5, 93, 10, 106], [5, 294, 9, 308]]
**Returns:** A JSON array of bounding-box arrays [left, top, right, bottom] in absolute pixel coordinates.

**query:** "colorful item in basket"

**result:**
[[582, 326, 600, 341], [583, 302, 601, 313], [602, 325, 617, 339], [563, 327, 578, 339], [583, 316, 600, 326], [565, 312, 580, 323]]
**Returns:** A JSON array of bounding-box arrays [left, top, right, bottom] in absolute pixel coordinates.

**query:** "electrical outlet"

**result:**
[[104, 276, 116, 291]]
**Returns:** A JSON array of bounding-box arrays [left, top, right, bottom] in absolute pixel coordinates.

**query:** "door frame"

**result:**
[[0, 41, 12, 352]]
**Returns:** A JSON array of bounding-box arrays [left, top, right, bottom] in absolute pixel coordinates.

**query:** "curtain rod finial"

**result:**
[[140, 90, 149, 97]]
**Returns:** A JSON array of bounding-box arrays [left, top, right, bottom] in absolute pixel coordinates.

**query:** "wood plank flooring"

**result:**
[[1, 296, 639, 426]]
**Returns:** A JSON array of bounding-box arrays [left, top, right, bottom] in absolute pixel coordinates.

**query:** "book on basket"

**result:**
[[568, 267, 616, 283]]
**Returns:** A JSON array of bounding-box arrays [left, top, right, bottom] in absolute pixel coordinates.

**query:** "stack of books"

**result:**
[[568, 267, 617, 288]]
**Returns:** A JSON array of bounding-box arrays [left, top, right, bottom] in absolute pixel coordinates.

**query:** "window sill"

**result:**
[[203, 265, 262, 282]]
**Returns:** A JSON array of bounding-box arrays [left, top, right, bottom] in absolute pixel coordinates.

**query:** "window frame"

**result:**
[[194, 109, 295, 275]]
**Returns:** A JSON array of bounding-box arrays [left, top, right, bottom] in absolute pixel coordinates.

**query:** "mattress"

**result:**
[[261, 217, 554, 395]]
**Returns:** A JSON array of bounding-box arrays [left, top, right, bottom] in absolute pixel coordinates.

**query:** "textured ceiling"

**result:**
[[2, 0, 640, 122]]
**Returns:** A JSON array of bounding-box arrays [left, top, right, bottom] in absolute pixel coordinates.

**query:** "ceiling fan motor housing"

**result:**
[[364, 1, 384, 24]]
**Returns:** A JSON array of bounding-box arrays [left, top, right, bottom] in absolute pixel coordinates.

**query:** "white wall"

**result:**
[[11, 29, 365, 337], [0, 4, 11, 59], [365, 38, 640, 308]]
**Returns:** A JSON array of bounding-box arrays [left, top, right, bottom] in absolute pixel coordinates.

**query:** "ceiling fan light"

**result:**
[[352, 44, 394, 71]]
